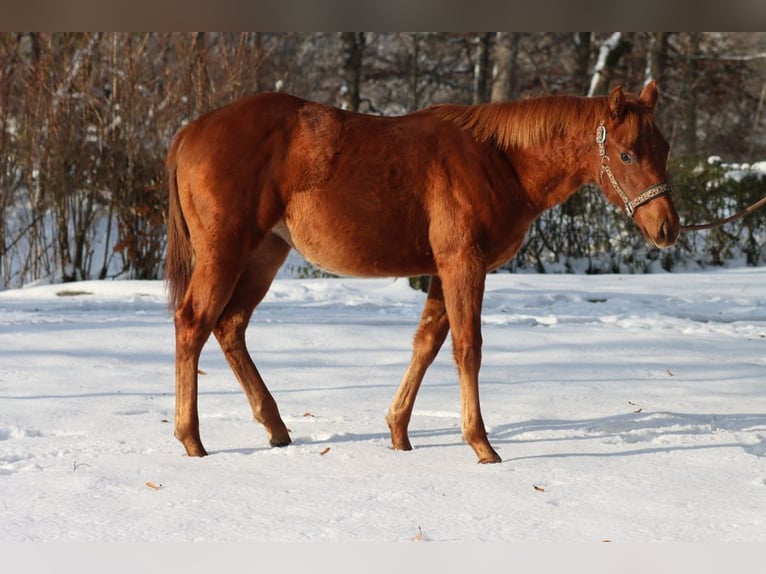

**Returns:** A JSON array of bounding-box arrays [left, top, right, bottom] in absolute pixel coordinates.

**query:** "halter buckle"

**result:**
[[596, 124, 607, 145]]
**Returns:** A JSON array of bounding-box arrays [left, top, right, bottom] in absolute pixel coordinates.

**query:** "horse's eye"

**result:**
[[620, 152, 632, 164]]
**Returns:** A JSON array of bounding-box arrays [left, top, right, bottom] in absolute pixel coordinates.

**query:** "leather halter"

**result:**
[[596, 121, 670, 218]]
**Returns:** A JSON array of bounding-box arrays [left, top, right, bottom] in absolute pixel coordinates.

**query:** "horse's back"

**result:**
[[168, 92, 525, 278]]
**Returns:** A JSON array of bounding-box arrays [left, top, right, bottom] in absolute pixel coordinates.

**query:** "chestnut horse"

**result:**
[[165, 81, 679, 463]]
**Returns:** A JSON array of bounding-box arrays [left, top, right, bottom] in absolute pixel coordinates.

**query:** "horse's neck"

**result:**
[[432, 96, 605, 214], [520, 146, 592, 211], [504, 108, 600, 213]]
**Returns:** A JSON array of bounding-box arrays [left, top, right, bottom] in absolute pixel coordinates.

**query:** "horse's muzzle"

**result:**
[[641, 210, 680, 248], [654, 217, 679, 247]]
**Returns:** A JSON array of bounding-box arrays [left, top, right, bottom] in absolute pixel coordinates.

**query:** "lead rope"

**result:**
[[680, 194, 766, 232]]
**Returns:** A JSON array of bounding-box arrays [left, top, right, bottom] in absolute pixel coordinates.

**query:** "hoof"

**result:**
[[477, 453, 502, 464], [184, 444, 208, 457], [388, 428, 413, 451], [473, 444, 502, 464], [176, 429, 207, 457], [269, 436, 292, 448]]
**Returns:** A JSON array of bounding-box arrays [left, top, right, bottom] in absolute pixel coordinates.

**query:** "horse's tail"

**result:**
[[164, 128, 194, 312]]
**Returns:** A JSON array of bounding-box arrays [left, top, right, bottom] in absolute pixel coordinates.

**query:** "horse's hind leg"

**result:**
[[386, 277, 450, 451], [213, 233, 292, 448], [174, 255, 244, 457]]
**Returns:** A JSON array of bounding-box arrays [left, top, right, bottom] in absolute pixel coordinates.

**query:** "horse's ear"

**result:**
[[608, 85, 626, 120], [639, 79, 659, 111]]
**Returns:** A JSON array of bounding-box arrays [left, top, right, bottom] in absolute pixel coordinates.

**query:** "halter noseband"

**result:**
[[596, 121, 670, 218]]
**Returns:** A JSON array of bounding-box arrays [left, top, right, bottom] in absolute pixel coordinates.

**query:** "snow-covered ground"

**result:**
[[1, 269, 765, 543]]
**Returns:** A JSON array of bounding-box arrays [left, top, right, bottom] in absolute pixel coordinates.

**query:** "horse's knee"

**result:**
[[413, 313, 448, 358], [412, 332, 440, 364], [174, 304, 212, 356], [451, 339, 482, 371], [213, 317, 247, 354]]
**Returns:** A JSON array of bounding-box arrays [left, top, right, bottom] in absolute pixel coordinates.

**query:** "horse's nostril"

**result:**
[[656, 218, 679, 246], [659, 221, 668, 242]]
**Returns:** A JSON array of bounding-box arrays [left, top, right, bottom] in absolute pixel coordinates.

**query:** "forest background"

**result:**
[[1, 32, 766, 289]]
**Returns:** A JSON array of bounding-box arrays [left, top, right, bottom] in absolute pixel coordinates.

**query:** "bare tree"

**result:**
[[573, 32, 592, 95], [645, 32, 669, 85], [341, 32, 365, 112], [680, 33, 702, 157], [192, 32, 210, 117], [473, 32, 492, 104], [490, 32, 520, 102], [588, 32, 633, 96]]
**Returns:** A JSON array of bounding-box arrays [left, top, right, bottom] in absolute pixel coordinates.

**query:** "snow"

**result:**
[[1, 269, 765, 544]]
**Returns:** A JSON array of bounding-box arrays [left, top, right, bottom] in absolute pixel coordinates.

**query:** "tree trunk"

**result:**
[[645, 32, 669, 85], [473, 33, 492, 104], [573, 32, 592, 95], [588, 32, 633, 96], [490, 32, 520, 102], [409, 33, 421, 111], [192, 32, 209, 117], [681, 33, 701, 157], [341, 32, 365, 111], [253, 32, 263, 92]]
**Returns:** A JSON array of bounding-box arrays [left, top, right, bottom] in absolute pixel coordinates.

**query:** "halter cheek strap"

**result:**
[[597, 121, 671, 218]]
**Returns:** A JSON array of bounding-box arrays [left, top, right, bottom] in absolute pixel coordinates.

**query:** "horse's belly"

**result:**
[[272, 217, 433, 277]]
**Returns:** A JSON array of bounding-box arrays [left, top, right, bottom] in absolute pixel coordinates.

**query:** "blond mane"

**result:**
[[430, 93, 651, 150]]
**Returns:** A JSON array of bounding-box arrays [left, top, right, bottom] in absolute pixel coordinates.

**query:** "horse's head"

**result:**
[[596, 81, 679, 248]]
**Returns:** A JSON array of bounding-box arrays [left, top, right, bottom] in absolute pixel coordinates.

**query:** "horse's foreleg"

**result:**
[[174, 260, 242, 457], [386, 277, 449, 451], [213, 234, 292, 448], [440, 260, 501, 464]]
